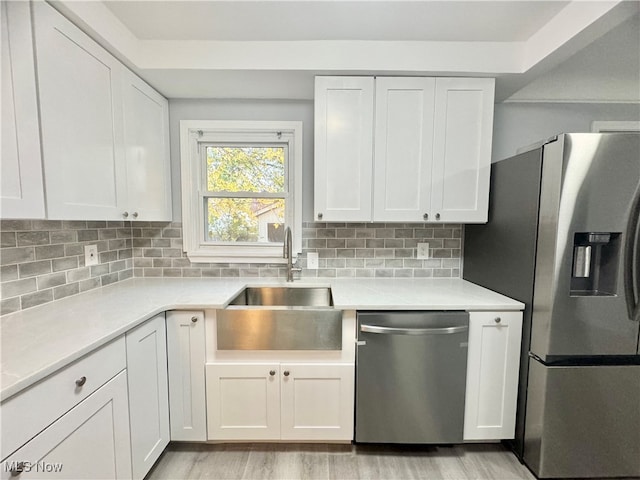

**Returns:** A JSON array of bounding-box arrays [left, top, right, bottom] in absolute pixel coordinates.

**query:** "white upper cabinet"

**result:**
[[31, 2, 171, 221], [1, 2, 45, 219], [33, 1, 127, 221], [432, 78, 494, 223], [314, 76, 495, 223], [373, 77, 436, 222], [122, 70, 172, 221], [314, 76, 374, 222]]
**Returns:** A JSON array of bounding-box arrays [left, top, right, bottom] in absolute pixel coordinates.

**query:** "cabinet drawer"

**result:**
[[1, 337, 126, 460]]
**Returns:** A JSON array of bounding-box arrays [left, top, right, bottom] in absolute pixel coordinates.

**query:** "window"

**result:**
[[180, 121, 302, 263]]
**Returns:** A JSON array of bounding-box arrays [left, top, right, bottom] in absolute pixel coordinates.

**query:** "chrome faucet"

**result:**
[[283, 227, 302, 282]]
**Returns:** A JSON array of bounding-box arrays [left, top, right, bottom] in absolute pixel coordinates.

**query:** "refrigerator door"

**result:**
[[531, 133, 640, 359], [524, 359, 640, 478]]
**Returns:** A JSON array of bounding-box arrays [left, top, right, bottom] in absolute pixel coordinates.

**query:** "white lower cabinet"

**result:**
[[464, 311, 523, 440], [1, 372, 132, 480], [206, 363, 354, 441], [166, 311, 207, 441], [125, 314, 170, 479]]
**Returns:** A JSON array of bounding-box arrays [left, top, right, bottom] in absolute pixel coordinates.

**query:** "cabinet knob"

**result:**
[[75, 376, 87, 387], [423, 213, 429, 221], [494, 317, 502, 324], [9, 462, 25, 476], [283, 370, 290, 377], [435, 213, 441, 220], [122, 211, 129, 218], [317, 213, 323, 220], [191, 316, 198, 323], [269, 370, 276, 376], [132, 212, 139, 218]]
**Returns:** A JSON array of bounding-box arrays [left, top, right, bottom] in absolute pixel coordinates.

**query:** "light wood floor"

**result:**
[[147, 443, 537, 480]]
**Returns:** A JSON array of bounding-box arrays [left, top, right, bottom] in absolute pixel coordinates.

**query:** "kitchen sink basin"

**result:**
[[228, 286, 333, 307], [217, 287, 341, 351]]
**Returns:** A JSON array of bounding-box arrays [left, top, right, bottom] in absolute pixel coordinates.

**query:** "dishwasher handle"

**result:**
[[360, 324, 468, 335]]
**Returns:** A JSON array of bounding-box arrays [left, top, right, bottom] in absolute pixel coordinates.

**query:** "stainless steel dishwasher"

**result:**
[[355, 311, 469, 444]]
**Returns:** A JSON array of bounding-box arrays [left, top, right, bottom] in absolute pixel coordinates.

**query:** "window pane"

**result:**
[[206, 146, 285, 193], [206, 198, 285, 243]]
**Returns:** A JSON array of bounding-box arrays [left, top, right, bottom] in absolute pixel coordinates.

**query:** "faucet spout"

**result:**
[[283, 227, 301, 282]]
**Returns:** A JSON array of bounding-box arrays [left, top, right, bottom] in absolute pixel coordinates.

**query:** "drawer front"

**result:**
[[1, 337, 126, 460]]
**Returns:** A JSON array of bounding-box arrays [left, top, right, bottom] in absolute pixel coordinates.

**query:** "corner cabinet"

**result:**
[[314, 76, 495, 223], [464, 311, 523, 440], [28, 1, 171, 222], [166, 311, 207, 441], [0, 1, 45, 219], [125, 314, 170, 480], [206, 362, 354, 441]]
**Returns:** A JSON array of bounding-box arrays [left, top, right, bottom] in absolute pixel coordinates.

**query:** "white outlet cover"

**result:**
[[307, 252, 319, 270], [417, 243, 430, 259], [84, 244, 99, 266]]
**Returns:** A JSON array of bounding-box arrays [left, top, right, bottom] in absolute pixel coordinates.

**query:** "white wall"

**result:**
[[492, 102, 640, 161], [168, 98, 314, 222]]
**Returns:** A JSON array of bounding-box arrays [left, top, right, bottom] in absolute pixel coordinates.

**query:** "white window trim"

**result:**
[[180, 120, 302, 263]]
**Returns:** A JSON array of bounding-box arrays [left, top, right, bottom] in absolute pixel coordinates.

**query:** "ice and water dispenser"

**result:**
[[571, 232, 621, 296]]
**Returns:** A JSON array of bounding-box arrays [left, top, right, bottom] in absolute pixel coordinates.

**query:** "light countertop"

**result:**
[[0, 277, 523, 401]]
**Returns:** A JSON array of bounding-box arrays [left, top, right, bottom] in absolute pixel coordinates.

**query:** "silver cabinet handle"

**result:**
[[122, 211, 129, 218], [435, 213, 441, 220], [132, 212, 139, 219], [283, 370, 290, 377], [494, 317, 502, 324], [360, 324, 467, 335], [191, 316, 198, 323], [423, 213, 429, 220], [317, 213, 323, 220], [269, 370, 276, 376], [75, 376, 87, 387]]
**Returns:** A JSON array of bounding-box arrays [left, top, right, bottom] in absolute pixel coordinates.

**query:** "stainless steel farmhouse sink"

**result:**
[[216, 287, 342, 350]]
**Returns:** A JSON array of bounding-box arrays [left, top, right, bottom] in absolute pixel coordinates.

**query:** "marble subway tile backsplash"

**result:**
[[1, 219, 463, 315], [0, 220, 133, 315], [132, 221, 462, 279]]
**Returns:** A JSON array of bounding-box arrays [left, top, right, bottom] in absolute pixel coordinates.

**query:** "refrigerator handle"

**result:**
[[623, 184, 640, 321]]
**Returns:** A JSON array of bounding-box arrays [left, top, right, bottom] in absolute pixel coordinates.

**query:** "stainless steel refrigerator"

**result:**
[[464, 133, 640, 479]]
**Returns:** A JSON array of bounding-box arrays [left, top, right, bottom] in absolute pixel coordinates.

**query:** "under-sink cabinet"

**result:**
[[166, 310, 207, 441], [314, 76, 494, 223], [206, 363, 354, 441], [125, 313, 170, 479], [0, 338, 132, 479]]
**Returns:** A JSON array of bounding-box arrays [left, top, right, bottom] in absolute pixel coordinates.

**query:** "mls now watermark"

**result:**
[[4, 461, 64, 474]]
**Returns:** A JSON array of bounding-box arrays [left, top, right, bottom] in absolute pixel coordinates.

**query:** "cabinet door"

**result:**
[[314, 76, 374, 222], [122, 70, 172, 221], [1, 372, 132, 480], [464, 311, 522, 440], [0, 2, 45, 219], [33, 1, 127, 220], [280, 363, 354, 441], [125, 314, 169, 479], [206, 363, 281, 440], [166, 311, 206, 441], [431, 78, 494, 223], [373, 77, 436, 222]]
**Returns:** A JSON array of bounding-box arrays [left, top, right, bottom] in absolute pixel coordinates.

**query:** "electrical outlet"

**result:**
[[84, 244, 99, 266], [417, 243, 430, 259], [307, 252, 319, 270]]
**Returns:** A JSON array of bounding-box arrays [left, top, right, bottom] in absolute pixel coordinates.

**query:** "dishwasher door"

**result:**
[[355, 311, 469, 444]]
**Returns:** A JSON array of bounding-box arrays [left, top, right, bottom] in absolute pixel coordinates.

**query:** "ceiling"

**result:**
[[51, 0, 640, 102]]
